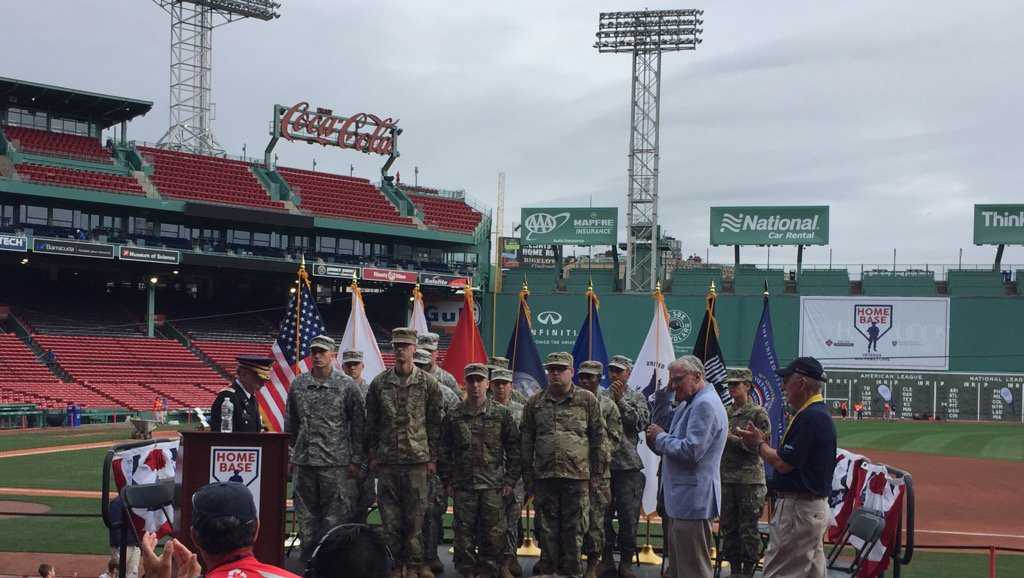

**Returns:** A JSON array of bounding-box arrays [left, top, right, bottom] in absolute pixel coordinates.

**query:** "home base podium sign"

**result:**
[[179, 432, 289, 565]]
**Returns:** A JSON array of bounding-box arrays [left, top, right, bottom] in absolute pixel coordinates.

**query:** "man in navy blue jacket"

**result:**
[[646, 355, 728, 578]]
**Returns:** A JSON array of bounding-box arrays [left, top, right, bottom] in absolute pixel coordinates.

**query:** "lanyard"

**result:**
[[782, 393, 823, 445]]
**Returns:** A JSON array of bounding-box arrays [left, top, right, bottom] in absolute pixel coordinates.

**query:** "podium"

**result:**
[[178, 431, 290, 565]]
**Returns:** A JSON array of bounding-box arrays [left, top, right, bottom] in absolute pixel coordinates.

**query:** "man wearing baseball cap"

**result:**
[[365, 327, 444, 578], [736, 356, 837, 578], [139, 482, 299, 578], [285, 335, 366, 562]]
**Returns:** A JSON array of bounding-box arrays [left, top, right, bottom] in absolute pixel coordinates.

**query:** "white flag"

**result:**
[[411, 285, 430, 336], [628, 290, 676, 515], [338, 283, 386, 382]]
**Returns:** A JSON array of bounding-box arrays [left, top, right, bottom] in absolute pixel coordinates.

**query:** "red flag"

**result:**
[[441, 283, 487, 377]]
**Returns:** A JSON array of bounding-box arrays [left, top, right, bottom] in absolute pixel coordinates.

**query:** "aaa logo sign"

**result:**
[[210, 446, 262, 513]]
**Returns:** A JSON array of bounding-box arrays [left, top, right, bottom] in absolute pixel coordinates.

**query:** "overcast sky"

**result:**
[[3, 0, 1022, 267]]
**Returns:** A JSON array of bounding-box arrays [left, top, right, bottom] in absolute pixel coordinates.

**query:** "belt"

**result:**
[[774, 491, 824, 501]]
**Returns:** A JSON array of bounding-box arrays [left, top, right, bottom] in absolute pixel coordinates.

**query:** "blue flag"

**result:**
[[749, 292, 785, 477], [505, 287, 546, 396], [571, 288, 609, 387]]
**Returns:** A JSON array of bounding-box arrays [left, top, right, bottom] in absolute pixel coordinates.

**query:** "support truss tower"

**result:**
[[153, 0, 281, 155], [595, 10, 703, 292]]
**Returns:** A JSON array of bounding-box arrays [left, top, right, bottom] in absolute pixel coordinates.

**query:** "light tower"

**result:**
[[152, 0, 281, 155], [595, 10, 703, 292]]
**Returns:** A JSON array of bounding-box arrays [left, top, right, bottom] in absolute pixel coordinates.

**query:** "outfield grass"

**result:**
[[836, 420, 1024, 461], [0, 495, 106, 555], [0, 448, 112, 491], [0, 424, 188, 453]]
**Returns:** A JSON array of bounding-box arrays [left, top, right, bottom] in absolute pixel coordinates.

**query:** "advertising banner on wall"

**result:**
[[520, 207, 617, 246], [499, 237, 521, 269], [973, 204, 1024, 245], [361, 267, 418, 284], [32, 238, 115, 259], [710, 206, 829, 246], [0, 234, 28, 252], [799, 296, 950, 370]]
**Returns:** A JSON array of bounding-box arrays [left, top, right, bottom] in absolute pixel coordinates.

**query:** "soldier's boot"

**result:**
[[507, 556, 523, 577], [617, 557, 638, 578], [428, 558, 445, 574], [498, 560, 515, 578], [390, 565, 405, 578], [594, 547, 616, 578], [583, 557, 599, 578], [416, 564, 435, 578]]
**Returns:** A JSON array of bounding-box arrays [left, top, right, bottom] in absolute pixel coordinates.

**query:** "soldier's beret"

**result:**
[[391, 327, 418, 346], [608, 355, 633, 371], [237, 356, 273, 380], [413, 348, 432, 366], [417, 332, 440, 351], [464, 363, 489, 379], [578, 360, 604, 376], [543, 351, 574, 368], [727, 368, 754, 385], [310, 335, 336, 352]]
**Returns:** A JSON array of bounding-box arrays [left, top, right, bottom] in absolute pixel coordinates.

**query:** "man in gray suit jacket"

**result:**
[[646, 355, 728, 578]]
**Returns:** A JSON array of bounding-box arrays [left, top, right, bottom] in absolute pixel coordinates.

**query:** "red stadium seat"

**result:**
[[15, 163, 145, 196], [276, 167, 414, 225], [2, 125, 113, 163], [407, 192, 483, 234]]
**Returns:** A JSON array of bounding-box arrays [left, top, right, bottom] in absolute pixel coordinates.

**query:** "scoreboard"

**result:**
[[824, 370, 1024, 422]]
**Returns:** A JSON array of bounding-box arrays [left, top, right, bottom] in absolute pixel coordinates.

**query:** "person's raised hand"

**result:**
[[645, 424, 665, 447], [140, 532, 172, 578], [735, 424, 765, 448], [168, 539, 202, 578], [611, 379, 626, 401]]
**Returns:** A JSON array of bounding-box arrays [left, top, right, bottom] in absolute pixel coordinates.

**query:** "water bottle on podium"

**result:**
[[221, 397, 234, 433]]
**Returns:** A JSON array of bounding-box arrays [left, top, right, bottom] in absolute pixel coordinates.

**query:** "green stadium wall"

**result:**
[[483, 294, 1024, 374]]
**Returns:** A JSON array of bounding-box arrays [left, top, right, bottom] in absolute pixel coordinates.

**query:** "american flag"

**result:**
[[258, 267, 326, 432]]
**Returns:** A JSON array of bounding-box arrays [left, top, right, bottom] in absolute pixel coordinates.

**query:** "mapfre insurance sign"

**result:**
[[799, 296, 950, 370]]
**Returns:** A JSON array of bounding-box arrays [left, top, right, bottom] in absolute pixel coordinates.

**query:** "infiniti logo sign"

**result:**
[[536, 311, 563, 325]]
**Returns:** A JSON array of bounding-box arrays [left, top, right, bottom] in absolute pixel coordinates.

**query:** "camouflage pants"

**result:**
[[294, 465, 351, 561], [452, 487, 505, 576], [720, 483, 767, 565], [420, 473, 445, 563], [378, 464, 430, 566], [605, 469, 645, 558], [583, 477, 611, 556], [502, 483, 525, 561], [344, 467, 376, 524], [534, 478, 589, 577]]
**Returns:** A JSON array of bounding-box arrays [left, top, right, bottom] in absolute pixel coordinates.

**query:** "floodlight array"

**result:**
[[595, 9, 703, 53], [191, 0, 281, 20]]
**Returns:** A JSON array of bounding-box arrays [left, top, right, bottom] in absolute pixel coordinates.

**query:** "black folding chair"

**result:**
[[826, 508, 886, 576]]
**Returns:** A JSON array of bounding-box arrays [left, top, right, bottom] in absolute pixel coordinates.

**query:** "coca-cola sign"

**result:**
[[277, 102, 399, 156], [361, 267, 419, 284]]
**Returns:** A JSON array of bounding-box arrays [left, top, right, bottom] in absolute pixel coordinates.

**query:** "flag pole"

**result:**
[[637, 280, 665, 567], [350, 278, 360, 348], [294, 259, 307, 367]]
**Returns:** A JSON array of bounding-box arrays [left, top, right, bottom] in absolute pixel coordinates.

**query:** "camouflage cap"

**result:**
[[488, 356, 510, 369], [727, 368, 754, 385], [578, 360, 604, 376], [391, 327, 418, 346], [464, 363, 489, 379], [608, 355, 633, 371], [417, 332, 440, 351], [309, 335, 336, 352], [341, 350, 363, 363], [490, 368, 513, 383], [413, 349, 432, 366], [543, 351, 574, 368]]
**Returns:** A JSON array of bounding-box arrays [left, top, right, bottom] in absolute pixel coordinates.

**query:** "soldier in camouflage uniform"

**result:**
[[285, 335, 366, 562], [576, 361, 623, 578], [599, 355, 650, 578], [521, 352, 608, 578], [720, 369, 770, 578], [490, 356, 528, 405], [415, 335, 463, 576], [440, 363, 521, 578], [341, 349, 376, 524], [490, 367, 526, 576], [365, 328, 444, 578]]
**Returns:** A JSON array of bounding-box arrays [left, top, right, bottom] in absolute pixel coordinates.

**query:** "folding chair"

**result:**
[[826, 508, 886, 577]]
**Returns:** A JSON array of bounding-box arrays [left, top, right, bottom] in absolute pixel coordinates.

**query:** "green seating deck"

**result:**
[[500, 268, 558, 293], [861, 270, 937, 296], [732, 267, 786, 295], [670, 268, 724, 295], [797, 269, 850, 296], [946, 270, 1006, 296]]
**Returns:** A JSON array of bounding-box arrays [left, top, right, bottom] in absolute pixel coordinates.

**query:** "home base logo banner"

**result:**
[[210, 446, 262, 514], [799, 296, 950, 370]]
